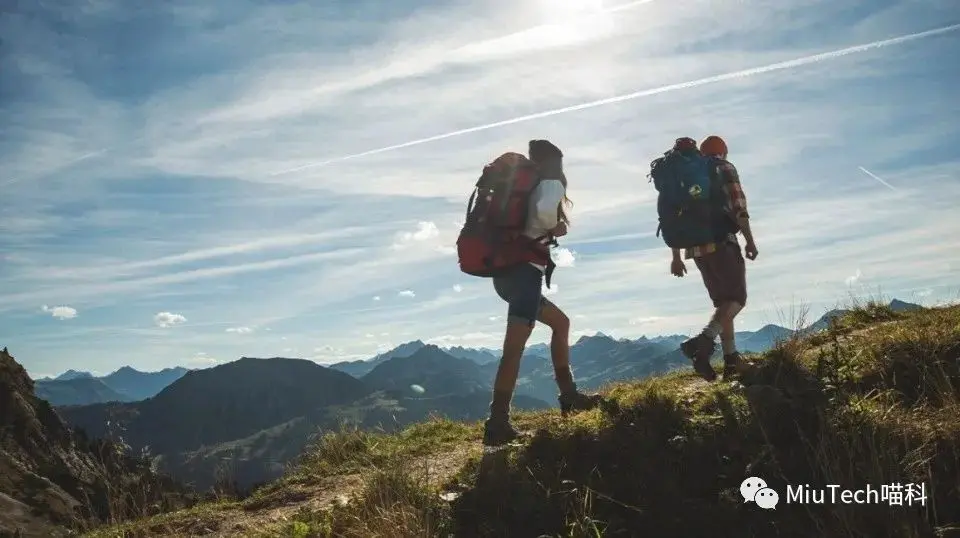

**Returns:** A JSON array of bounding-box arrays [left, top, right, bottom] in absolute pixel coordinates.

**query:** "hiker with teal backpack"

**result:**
[[650, 136, 758, 381], [456, 139, 602, 446]]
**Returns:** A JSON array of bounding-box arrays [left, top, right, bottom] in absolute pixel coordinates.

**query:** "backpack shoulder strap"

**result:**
[[463, 187, 478, 221]]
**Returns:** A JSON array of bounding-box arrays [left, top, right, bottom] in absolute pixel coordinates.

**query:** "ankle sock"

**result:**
[[702, 320, 722, 339]]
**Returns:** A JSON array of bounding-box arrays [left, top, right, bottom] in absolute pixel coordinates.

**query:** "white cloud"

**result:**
[[552, 247, 577, 268], [393, 221, 440, 249], [408, 221, 439, 241], [542, 284, 559, 297], [426, 331, 502, 348], [629, 316, 664, 326], [3, 0, 959, 375], [373, 296, 381, 301], [188, 352, 220, 366], [845, 269, 863, 287], [225, 326, 253, 334], [453, 284, 463, 292], [41, 305, 77, 320], [154, 312, 187, 328], [310, 345, 368, 363], [398, 290, 416, 298]]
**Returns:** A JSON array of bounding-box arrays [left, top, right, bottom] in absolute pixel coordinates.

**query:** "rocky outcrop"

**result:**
[[0, 347, 190, 537]]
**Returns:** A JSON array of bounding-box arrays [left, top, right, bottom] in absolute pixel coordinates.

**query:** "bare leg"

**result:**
[[490, 321, 533, 421], [717, 301, 744, 354], [537, 300, 575, 394], [493, 321, 533, 394]]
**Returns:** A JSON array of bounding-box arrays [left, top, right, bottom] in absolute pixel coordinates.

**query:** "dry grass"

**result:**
[[84, 301, 960, 538], [82, 419, 481, 537]]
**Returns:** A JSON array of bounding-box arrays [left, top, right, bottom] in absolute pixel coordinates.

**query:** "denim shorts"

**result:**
[[492, 263, 552, 327]]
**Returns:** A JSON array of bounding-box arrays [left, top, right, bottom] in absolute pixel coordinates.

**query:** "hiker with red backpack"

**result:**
[[457, 139, 602, 446], [650, 135, 758, 381]]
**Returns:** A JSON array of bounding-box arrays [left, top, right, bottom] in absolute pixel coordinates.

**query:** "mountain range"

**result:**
[[38, 299, 921, 493], [34, 366, 190, 406], [326, 301, 922, 401], [36, 299, 921, 408], [55, 346, 549, 492]]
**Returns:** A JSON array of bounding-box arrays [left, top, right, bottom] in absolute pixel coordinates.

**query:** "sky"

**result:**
[[1, 0, 958, 379]]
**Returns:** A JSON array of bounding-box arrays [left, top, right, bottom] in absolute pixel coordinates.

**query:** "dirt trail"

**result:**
[[156, 443, 480, 537]]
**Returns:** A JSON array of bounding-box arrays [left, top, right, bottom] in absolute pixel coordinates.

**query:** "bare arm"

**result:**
[[737, 215, 755, 245]]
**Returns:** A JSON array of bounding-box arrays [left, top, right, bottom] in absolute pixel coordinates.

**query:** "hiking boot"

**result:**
[[558, 390, 604, 417], [680, 334, 717, 382], [723, 352, 744, 380], [482, 416, 523, 446]]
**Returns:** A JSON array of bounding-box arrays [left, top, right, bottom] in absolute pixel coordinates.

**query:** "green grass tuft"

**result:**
[[82, 301, 960, 538]]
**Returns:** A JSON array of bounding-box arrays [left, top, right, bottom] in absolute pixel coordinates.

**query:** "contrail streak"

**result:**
[[1, 148, 110, 188], [597, 0, 659, 16], [858, 166, 897, 190], [272, 23, 960, 176]]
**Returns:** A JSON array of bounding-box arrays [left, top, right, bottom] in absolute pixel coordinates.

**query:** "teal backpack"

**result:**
[[649, 138, 736, 249]]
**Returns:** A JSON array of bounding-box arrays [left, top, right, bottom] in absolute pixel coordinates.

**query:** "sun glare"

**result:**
[[455, 0, 612, 60], [537, 0, 606, 23]]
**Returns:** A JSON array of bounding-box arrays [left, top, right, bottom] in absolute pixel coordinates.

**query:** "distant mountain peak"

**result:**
[[361, 345, 485, 396], [369, 340, 427, 361], [111, 365, 141, 375], [330, 341, 430, 377], [756, 323, 792, 334], [574, 332, 617, 345], [2, 347, 36, 397], [54, 369, 94, 381], [96, 364, 192, 401], [889, 299, 922, 312]]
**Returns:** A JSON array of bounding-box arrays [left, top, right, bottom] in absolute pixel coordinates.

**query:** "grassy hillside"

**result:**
[[84, 301, 960, 538], [58, 354, 550, 494]]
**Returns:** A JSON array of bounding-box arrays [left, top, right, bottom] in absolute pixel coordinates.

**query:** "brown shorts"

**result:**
[[693, 241, 747, 307]]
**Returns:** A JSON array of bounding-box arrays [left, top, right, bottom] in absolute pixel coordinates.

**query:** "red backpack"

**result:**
[[456, 152, 552, 277]]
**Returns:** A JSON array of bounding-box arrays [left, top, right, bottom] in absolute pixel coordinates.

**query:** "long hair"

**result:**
[[559, 185, 573, 225], [529, 139, 572, 225]]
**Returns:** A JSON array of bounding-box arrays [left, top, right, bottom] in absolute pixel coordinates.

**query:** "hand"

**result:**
[[671, 258, 687, 277], [551, 222, 568, 238], [745, 241, 758, 261]]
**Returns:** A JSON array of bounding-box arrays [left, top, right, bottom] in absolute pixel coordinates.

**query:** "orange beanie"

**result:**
[[700, 135, 728, 157]]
